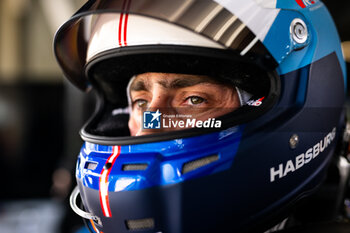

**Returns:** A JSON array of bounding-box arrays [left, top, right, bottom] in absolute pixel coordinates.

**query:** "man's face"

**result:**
[[128, 72, 240, 136]]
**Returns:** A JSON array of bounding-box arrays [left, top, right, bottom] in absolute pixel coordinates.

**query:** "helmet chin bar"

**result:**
[[70, 186, 103, 226]]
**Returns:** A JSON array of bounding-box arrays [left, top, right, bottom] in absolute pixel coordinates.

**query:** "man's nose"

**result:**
[[147, 94, 175, 115]]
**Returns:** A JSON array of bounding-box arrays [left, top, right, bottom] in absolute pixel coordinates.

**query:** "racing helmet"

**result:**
[[54, 0, 347, 232]]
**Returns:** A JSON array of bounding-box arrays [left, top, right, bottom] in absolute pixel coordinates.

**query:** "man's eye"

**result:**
[[187, 96, 205, 105], [135, 99, 148, 108]]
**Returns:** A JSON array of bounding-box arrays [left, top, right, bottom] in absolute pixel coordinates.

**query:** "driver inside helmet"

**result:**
[[128, 72, 242, 136]]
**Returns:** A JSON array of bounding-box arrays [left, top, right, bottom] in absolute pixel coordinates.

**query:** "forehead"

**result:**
[[130, 72, 219, 91], [135, 72, 215, 82]]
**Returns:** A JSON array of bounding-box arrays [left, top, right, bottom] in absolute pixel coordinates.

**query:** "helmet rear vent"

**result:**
[[122, 164, 148, 171], [125, 218, 154, 231], [182, 155, 219, 174]]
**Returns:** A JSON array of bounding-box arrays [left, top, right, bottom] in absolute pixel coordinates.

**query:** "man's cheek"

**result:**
[[128, 115, 140, 136]]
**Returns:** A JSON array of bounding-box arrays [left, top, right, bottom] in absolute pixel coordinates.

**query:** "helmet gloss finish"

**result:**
[[54, 0, 347, 232]]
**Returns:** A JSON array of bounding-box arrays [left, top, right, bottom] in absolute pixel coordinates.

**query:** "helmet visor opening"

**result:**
[[81, 46, 279, 144]]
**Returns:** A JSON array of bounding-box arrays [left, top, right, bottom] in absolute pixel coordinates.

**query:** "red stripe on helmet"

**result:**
[[99, 145, 121, 217], [118, 0, 128, 46], [123, 0, 132, 46]]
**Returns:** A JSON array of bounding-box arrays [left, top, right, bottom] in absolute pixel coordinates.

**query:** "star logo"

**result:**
[[143, 109, 162, 129], [150, 109, 162, 122]]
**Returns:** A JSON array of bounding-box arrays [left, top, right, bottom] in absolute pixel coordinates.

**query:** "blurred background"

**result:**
[[0, 0, 93, 232], [0, 0, 349, 233]]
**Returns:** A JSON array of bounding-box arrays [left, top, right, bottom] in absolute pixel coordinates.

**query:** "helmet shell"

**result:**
[[55, 0, 347, 232]]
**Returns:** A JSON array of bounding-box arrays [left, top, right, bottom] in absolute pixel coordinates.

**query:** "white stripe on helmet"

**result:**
[[213, 0, 280, 41]]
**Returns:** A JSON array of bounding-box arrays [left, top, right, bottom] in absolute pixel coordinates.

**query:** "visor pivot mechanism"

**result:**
[[290, 18, 309, 49], [70, 186, 103, 226]]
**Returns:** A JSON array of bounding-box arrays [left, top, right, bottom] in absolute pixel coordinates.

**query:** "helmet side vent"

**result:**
[[182, 155, 219, 174], [85, 162, 98, 170], [122, 164, 149, 171], [125, 218, 155, 231]]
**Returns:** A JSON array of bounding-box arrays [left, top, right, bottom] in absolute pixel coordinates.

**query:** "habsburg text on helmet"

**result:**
[[270, 127, 336, 182]]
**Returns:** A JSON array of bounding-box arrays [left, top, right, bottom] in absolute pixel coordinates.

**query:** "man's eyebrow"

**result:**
[[130, 80, 148, 91], [166, 78, 213, 89], [130, 76, 217, 91]]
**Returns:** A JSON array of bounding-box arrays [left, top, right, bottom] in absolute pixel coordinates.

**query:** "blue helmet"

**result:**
[[54, 0, 346, 232]]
